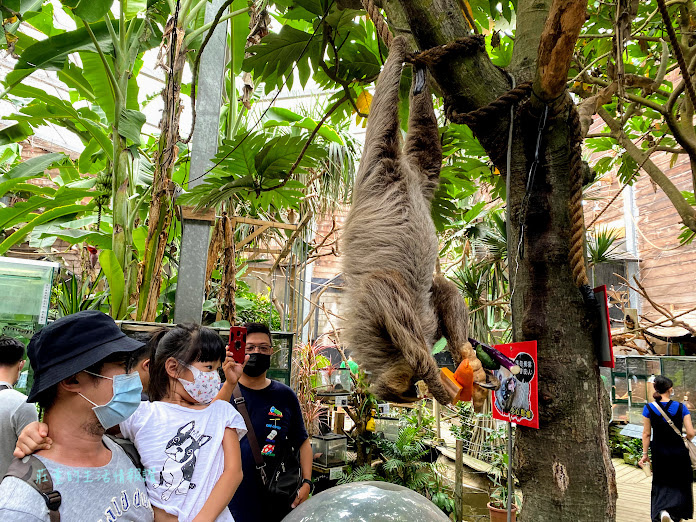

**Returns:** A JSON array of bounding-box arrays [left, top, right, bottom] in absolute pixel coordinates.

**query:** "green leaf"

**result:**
[[73, 0, 115, 23], [9, 84, 113, 160], [264, 113, 344, 144], [592, 156, 613, 175], [617, 154, 638, 185], [132, 225, 147, 255], [32, 227, 112, 250], [57, 62, 96, 101], [23, 3, 63, 37], [0, 123, 32, 145], [125, 0, 146, 18], [235, 297, 254, 310], [5, 21, 114, 87], [79, 52, 116, 120], [243, 25, 321, 94], [99, 249, 126, 318], [463, 201, 487, 222], [432, 337, 447, 355], [118, 109, 146, 145], [293, 0, 325, 16], [1, 153, 63, 181], [0, 186, 96, 229], [586, 137, 616, 153], [78, 139, 102, 173], [255, 135, 320, 178], [0, 203, 91, 255], [267, 107, 303, 122], [229, 0, 251, 75]]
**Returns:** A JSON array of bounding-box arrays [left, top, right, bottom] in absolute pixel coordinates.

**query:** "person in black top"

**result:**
[[228, 323, 312, 522], [640, 376, 696, 522]]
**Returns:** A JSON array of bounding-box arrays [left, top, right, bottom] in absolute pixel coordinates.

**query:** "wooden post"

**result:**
[[334, 411, 345, 435], [455, 438, 463, 522], [434, 400, 441, 441]]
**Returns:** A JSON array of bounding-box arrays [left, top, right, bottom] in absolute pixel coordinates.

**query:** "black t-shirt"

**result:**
[[228, 380, 308, 522]]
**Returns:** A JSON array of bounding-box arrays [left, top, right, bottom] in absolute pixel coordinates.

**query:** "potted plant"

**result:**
[[486, 434, 520, 522], [619, 438, 642, 467]]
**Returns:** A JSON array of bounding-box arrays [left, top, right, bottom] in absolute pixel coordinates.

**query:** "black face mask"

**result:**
[[243, 353, 271, 377]]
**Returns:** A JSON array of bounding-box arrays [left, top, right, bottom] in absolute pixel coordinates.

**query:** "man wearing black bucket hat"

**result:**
[[0, 311, 154, 521]]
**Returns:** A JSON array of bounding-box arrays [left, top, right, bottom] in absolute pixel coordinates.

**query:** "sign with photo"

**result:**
[[491, 341, 539, 429]]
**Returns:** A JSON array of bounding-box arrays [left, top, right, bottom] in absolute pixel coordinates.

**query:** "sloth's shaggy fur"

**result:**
[[342, 36, 485, 406]]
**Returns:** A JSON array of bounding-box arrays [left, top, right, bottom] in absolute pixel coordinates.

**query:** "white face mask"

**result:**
[[177, 362, 220, 404]]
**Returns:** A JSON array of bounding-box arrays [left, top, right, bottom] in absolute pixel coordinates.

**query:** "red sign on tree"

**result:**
[[491, 341, 539, 429]]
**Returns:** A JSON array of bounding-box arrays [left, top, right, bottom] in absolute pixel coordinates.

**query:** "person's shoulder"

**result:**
[[0, 476, 49, 521], [268, 379, 296, 397], [210, 399, 237, 414], [2, 388, 30, 406], [102, 435, 144, 473]]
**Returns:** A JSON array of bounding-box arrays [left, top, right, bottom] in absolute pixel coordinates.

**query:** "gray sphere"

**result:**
[[282, 481, 451, 522]]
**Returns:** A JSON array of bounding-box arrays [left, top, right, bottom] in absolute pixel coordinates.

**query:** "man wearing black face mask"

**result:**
[[228, 323, 312, 522]]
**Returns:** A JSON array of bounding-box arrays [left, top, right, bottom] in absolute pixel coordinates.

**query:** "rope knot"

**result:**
[[405, 35, 486, 67]]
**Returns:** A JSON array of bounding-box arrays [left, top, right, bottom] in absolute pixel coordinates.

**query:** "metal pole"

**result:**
[[174, 0, 228, 323], [507, 422, 513, 522], [454, 438, 463, 522]]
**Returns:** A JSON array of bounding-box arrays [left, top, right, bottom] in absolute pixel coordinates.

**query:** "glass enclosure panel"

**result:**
[[614, 376, 629, 401], [612, 403, 629, 422]]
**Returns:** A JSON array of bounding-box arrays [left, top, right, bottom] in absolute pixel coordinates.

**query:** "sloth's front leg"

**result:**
[[430, 274, 489, 410]]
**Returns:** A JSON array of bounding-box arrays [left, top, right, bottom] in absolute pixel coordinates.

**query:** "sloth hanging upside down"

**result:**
[[342, 36, 493, 410]]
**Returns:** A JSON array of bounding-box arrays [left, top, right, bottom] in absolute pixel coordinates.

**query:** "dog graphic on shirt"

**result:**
[[154, 420, 211, 501]]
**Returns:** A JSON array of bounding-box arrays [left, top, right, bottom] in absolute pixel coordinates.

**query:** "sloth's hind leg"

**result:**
[[357, 271, 453, 405], [404, 83, 442, 200]]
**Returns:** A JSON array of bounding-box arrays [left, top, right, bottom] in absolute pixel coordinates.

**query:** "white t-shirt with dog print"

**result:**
[[120, 400, 247, 522]]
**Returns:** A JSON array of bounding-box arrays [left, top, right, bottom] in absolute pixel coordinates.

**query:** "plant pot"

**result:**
[[487, 502, 517, 522], [623, 452, 638, 466]]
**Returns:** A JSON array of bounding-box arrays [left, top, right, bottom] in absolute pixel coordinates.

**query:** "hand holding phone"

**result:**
[[229, 326, 247, 364]]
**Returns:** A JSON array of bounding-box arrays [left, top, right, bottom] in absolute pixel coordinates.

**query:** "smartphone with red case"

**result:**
[[229, 326, 247, 364]]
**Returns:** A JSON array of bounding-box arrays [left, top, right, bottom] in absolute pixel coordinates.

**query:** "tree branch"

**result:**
[[581, 74, 666, 113], [534, 0, 587, 100], [598, 107, 696, 233]]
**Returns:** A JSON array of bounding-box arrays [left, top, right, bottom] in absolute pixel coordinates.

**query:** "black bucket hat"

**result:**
[[26, 310, 144, 403]]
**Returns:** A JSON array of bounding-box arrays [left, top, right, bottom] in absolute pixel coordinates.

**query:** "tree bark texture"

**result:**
[[385, 0, 617, 519], [136, 17, 186, 321]]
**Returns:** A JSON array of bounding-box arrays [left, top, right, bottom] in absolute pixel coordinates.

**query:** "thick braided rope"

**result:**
[[447, 82, 533, 126], [405, 36, 485, 67], [360, 0, 393, 46], [568, 103, 590, 288]]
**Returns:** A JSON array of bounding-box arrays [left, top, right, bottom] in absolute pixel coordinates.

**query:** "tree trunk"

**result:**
[[385, 0, 617, 519], [137, 17, 186, 321]]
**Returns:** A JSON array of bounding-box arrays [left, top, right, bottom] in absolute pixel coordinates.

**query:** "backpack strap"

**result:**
[[105, 435, 143, 472], [0, 384, 11, 391], [232, 386, 267, 484], [4, 456, 61, 522], [652, 401, 684, 438]]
